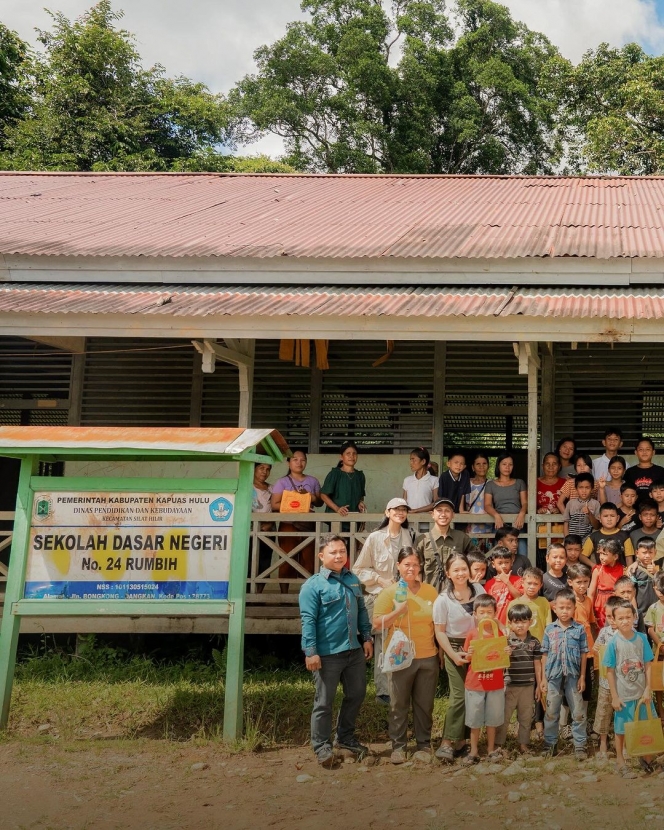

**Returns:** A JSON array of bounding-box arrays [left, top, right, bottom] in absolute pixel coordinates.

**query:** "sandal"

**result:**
[[638, 757, 654, 774], [435, 744, 455, 764], [453, 743, 470, 758], [487, 750, 503, 761], [461, 754, 480, 766], [617, 765, 638, 779]]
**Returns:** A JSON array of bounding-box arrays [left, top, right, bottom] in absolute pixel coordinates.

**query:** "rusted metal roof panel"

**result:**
[[2, 283, 664, 319], [4, 173, 664, 259]]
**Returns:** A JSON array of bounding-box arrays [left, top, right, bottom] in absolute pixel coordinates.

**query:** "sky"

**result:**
[[4, 0, 664, 157]]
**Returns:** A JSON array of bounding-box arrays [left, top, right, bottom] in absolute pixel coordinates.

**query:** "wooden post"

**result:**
[[0, 456, 38, 728], [237, 340, 255, 429], [189, 352, 203, 427], [433, 342, 446, 458], [527, 347, 539, 564], [540, 348, 554, 453], [68, 346, 86, 426]]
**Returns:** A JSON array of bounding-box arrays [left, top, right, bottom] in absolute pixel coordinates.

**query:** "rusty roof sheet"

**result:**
[[2, 283, 664, 319], [3, 173, 664, 259]]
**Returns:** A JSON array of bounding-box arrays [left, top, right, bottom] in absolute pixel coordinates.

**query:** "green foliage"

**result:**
[[553, 42, 664, 174], [229, 0, 563, 173], [0, 24, 32, 150], [0, 1, 232, 171]]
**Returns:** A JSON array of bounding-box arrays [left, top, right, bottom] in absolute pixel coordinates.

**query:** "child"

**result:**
[[320, 440, 366, 523], [564, 534, 583, 566], [437, 451, 471, 512], [542, 543, 568, 604], [462, 595, 507, 763], [645, 571, 664, 718], [598, 455, 627, 507], [484, 547, 523, 625], [650, 481, 664, 524], [592, 595, 621, 759], [603, 598, 656, 778], [402, 447, 438, 516], [563, 473, 600, 540], [630, 499, 662, 550], [626, 537, 659, 617], [589, 539, 625, 628], [541, 588, 589, 759], [623, 437, 664, 504], [613, 575, 647, 634], [556, 454, 598, 514], [582, 502, 634, 565], [467, 550, 488, 585], [593, 429, 625, 482], [567, 562, 597, 721], [495, 604, 543, 754], [618, 483, 640, 532], [485, 527, 530, 579]]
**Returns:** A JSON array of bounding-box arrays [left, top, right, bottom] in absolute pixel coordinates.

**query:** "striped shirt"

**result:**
[[506, 633, 542, 686]]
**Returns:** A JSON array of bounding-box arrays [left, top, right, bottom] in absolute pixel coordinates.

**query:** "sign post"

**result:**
[[0, 426, 287, 738]]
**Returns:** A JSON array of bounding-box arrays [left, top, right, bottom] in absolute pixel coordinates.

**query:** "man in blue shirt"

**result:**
[[299, 533, 374, 767]]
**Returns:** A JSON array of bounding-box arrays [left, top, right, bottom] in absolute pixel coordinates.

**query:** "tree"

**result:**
[[0, 1, 232, 171], [228, 0, 563, 173], [553, 43, 664, 175], [0, 24, 32, 150]]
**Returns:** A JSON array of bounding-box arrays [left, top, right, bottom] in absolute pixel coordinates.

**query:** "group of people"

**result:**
[[296, 428, 664, 779]]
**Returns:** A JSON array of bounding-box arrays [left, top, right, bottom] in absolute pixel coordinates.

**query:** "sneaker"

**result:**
[[390, 749, 407, 765], [317, 745, 336, 768], [574, 748, 588, 761], [617, 765, 638, 779], [411, 750, 432, 764], [559, 725, 572, 741], [541, 743, 558, 758], [335, 739, 368, 759], [376, 695, 390, 706], [435, 744, 455, 763]]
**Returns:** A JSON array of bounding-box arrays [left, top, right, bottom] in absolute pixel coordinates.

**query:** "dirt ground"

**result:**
[[2, 738, 664, 830]]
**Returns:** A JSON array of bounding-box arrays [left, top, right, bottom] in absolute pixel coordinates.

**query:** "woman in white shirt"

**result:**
[[403, 447, 439, 533]]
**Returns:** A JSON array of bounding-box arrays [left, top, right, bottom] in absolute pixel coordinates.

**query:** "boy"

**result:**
[[508, 566, 551, 642], [613, 576, 647, 634], [567, 562, 597, 722], [623, 437, 664, 504], [437, 452, 471, 512], [462, 595, 506, 763], [416, 498, 472, 589], [541, 588, 589, 760], [593, 596, 621, 759], [467, 550, 488, 585], [542, 542, 568, 604], [484, 547, 523, 625], [618, 483, 640, 533], [630, 499, 662, 550], [626, 537, 659, 617], [603, 598, 656, 777], [581, 502, 635, 565], [593, 428, 625, 482], [564, 534, 583, 566], [485, 527, 530, 580], [299, 534, 374, 767], [563, 473, 600, 539], [649, 481, 664, 523], [645, 571, 664, 718], [495, 604, 543, 754]]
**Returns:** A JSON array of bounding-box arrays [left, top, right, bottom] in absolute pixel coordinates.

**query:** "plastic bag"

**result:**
[[624, 703, 664, 757], [470, 618, 510, 673], [380, 619, 415, 674]]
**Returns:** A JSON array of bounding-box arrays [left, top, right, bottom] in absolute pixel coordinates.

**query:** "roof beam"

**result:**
[[25, 335, 85, 353]]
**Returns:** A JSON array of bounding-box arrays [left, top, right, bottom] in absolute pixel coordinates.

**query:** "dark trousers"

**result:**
[[311, 648, 367, 755], [388, 655, 440, 751]]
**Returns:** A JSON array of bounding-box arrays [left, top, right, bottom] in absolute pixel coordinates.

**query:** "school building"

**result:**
[[2, 172, 664, 633]]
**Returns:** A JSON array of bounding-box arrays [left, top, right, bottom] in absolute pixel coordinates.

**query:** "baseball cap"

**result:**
[[432, 498, 456, 511], [385, 497, 409, 510]]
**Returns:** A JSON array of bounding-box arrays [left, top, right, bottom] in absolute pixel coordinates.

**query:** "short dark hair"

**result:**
[[620, 482, 638, 494], [574, 453, 593, 470], [613, 598, 636, 616], [605, 595, 624, 615], [604, 428, 623, 439], [466, 550, 487, 567], [546, 542, 567, 557], [522, 566, 544, 582], [554, 587, 576, 605], [564, 534, 583, 547], [495, 526, 519, 543], [654, 572, 664, 593], [566, 562, 591, 581], [597, 538, 624, 559], [397, 546, 423, 567], [474, 594, 497, 612], [613, 575, 634, 592], [488, 545, 513, 562], [318, 533, 345, 553], [507, 603, 533, 622], [599, 501, 619, 514], [635, 537, 656, 553], [574, 472, 594, 487], [639, 498, 659, 514], [447, 450, 466, 462], [635, 436, 656, 451]]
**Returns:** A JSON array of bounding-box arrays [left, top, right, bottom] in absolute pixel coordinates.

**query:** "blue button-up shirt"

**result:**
[[299, 567, 373, 657], [541, 619, 588, 680]]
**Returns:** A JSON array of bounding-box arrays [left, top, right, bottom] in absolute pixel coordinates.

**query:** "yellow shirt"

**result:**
[[507, 595, 551, 643], [373, 582, 438, 659]]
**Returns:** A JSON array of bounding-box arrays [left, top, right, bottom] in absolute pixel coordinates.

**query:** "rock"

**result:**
[[357, 766, 370, 773], [579, 773, 598, 783], [501, 762, 525, 776], [523, 755, 544, 763], [519, 782, 528, 790], [360, 756, 376, 767], [190, 763, 209, 772], [558, 774, 570, 781], [424, 809, 437, 817], [544, 762, 557, 772], [37, 724, 51, 733], [542, 782, 551, 792], [343, 757, 355, 764], [402, 762, 414, 768], [296, 774, 314, 783], [483, 800, 500, 807], [507, 792, 522, 803]]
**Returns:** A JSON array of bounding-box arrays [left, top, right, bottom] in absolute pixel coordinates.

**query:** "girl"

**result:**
[[373, 547, 439, 763], [402, 447, 438, 516], [353, 497, 415, 705], [556, 454, 598, 514], [555, 437, 577, 478], [271, 450, 323, 594], [460, 452, 492, 552], [321, 440, 366, 520], [250, 462, 273, 593], [589, 539, 626, 628], [433, 552, 486, 763], [598, 455, 627, 507]]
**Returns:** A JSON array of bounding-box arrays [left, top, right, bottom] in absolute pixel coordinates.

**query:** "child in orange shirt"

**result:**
[[567, 562, 597, 722], [589, 539, 625, 629], [484, 547, 523, 625]]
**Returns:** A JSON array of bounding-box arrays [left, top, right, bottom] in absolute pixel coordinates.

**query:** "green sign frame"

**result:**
[[0, 429, 285, 740]]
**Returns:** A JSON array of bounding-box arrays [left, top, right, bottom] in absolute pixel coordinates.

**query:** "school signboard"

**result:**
[[26, 490, 235, 600]]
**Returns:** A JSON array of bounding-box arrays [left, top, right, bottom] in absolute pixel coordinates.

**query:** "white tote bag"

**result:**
[[379, 613, 415, 674]]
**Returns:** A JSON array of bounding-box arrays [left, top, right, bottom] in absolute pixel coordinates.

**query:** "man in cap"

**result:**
[[416, 498, 472, 590]]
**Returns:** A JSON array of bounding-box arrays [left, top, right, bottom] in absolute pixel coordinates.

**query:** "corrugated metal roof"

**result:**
[[3, 173, 664, 259], [1, 283, 664, 319]]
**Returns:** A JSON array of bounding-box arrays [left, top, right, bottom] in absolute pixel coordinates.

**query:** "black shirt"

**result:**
[[623, 464, 664, 503], [437, 469, 471, 512]]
